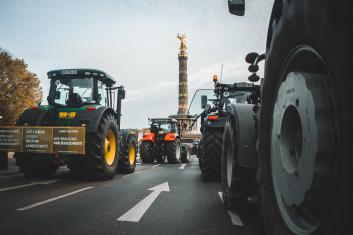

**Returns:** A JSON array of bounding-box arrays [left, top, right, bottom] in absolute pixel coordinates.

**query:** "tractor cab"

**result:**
[[149, 118, 180, 142], [188, 76, 261, 136], [47, 69, 125, 112]]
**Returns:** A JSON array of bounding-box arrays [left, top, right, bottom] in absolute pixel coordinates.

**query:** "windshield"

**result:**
[[153, 123, 172, 131], [49, 78, 96, 107], [151, 122, 175, 133], [187, 89, 216, 117]]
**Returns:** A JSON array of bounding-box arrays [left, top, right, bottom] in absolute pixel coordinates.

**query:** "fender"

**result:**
[[266, 0, 282, 52], [17, 107, 118, 134], [164, 133, 177, 141], [142, 133, 155, 143], [226, 103, 258, 168], [16, 108, 50, 125], [72, 107, 117, 133]]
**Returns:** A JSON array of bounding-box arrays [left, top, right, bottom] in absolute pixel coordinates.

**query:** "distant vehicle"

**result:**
[[0, 68, 137, 180], [226, 0, 352, 234]]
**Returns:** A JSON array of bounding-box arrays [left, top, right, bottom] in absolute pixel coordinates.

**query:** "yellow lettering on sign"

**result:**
[[58, 112, 77, 119]]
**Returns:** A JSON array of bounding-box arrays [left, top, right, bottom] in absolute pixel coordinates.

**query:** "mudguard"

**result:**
[[16, 107, 117, 134], [164, 133, 177, 141], [71, 107, 117, 133], [142, 133, 155, 142], [225, 103, 258, 168], [16, 109, 50, 125]]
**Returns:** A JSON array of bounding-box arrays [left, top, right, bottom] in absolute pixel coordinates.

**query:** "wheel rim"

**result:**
[[271, 46, 338, 234], [175, 141, 181, 160], [128, 143, 136, 165], [104, 130, 116, 166]]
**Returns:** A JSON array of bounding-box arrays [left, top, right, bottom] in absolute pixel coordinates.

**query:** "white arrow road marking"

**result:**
[[0, 179, 60, 192], [123, 171, 142, 177], [117, 182, 170, 222], [17, 186, 94, 211], [218, 192, 244, 226], [178, 164, 187, 169], [152, 164, 160, 168]]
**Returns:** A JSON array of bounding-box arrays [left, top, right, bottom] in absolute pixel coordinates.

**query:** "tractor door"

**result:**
[[98, 81, 109, 107]]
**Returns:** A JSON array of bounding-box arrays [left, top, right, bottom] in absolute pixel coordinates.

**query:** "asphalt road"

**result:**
[[0, 157, 264, 235]]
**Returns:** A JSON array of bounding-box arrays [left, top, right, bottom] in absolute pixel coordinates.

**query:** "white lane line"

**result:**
[[0, 174, 22, 179], [0, 180, 60, 192], [17, 186, 94, 211], [218, 192, 244, 226], [152, 164, 160, 168], [228, 210, 244, 227], [178, 164, 187, 170], [117, 182, 170, 222], [123, 171, 142, 177]]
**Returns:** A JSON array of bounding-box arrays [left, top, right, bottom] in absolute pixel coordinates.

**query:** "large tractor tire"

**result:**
[[0, 151, 8, 170], [197, 139, 204, 169], [154, 143, 165, 164], [84, 113, 119, 180], [201, 127, 222, 181], [15, 153, 58, 178], [258, 1, 352, 234], [221, 116, 256, 212], [165, 138, 181, 164], [140, 141, 155, 163], [117, 131, 137, 174], [181, 146, 191, 163]]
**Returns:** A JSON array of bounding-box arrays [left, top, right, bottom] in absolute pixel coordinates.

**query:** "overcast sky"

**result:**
[[0, 0, 273, 128]]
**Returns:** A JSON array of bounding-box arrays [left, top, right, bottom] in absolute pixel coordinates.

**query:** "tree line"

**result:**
[[0, 48, 42, 124]]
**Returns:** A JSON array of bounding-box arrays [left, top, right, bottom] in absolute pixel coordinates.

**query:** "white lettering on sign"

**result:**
[[53, 141, 83, 146]]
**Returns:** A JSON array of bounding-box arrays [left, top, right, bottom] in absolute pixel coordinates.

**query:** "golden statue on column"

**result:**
[[177, 33, 187, 51]]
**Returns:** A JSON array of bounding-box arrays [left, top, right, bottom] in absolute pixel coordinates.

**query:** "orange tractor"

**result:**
[[140, 118, 189, 164]]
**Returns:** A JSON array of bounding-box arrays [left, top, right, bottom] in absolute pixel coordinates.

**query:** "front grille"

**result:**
[[156, 135, 164, 142]]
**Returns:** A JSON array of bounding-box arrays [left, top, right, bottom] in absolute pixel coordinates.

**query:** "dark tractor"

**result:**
[[189, 75, 259, 181], [226, 1, 353, 234], [140, 118, 187, 164], [6, 68, 137, 180]]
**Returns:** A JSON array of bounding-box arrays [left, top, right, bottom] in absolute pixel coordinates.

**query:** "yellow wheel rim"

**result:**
[[104, 130, 116, 166], [128, 143, 136, 165]]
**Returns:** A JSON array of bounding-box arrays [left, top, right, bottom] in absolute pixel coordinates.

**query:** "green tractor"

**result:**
[[0, 68, 137, 180]]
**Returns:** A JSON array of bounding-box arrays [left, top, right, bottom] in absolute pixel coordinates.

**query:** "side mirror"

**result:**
[[55, 91, 61, 99], [97, 94, 102, 102], [118, 88, 125, 100], [201, 95, 208, 109], [245, 52, 259, 64], [228, 0, 245, 16]]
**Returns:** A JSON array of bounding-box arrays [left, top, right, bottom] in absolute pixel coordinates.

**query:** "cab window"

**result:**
[[98, 81, 107, 106]]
